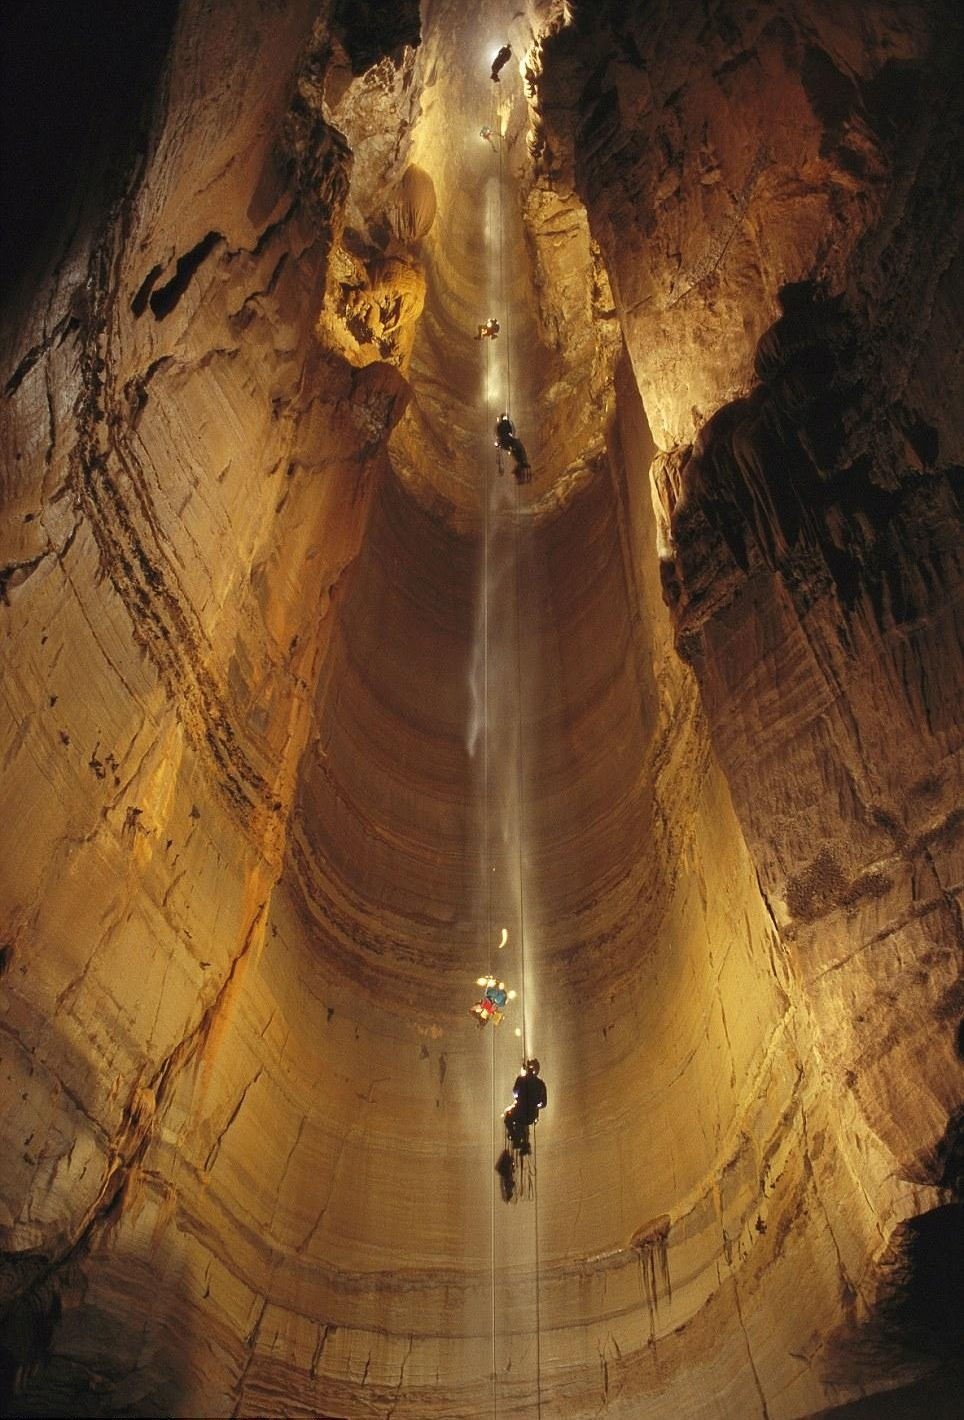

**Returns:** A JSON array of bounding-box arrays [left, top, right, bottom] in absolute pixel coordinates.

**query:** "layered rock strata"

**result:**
[[1, 1, 961, 1417]]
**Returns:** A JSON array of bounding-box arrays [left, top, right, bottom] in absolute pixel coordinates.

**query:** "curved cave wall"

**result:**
[[1, 1, 961, 1417]]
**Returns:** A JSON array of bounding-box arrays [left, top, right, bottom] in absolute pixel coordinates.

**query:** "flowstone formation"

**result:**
[[1, 1, 961, 1417]]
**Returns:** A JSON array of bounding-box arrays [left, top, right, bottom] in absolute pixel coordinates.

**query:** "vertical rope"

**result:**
[[512, 492, 528, 1063], [492, 49, 540, 1417], [490, 1023, 498, 1419], [496, 46, 523, 1057], [483, 341, 492, 953], [513, 477, 542, 1418], [503, 78, 542, 1401], [532, 1131, 544, 1420], [497, 100, 512, 431], [483, 336, 498, 1420]]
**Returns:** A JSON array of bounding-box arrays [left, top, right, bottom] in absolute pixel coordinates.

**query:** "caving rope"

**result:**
[[484, 67, 544, 1418], [482, 327, 499, 1418]]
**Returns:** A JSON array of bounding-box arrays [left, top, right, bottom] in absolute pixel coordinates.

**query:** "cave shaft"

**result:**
[[1, 0, 961, 1416]]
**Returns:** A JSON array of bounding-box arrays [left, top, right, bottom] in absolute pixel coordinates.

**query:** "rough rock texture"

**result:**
[[1, 1, 961, 1417]]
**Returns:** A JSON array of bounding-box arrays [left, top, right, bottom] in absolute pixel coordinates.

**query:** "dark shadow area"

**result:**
[[666, 281, 961, 705], [148, 231, 223, 320], [0, 0, 179, 306], [0, 1252, 62, 1413], [884, 1204, 964, 1359], [672, 284, 852, 584], [808, 1361, 964, 1419], [931, 1104, 964, 1198], [0, 1243, 192, 1418], [332, 0, 420, 73], [1, 1004, 192, 1418], [820, 1200, 964, 1415]]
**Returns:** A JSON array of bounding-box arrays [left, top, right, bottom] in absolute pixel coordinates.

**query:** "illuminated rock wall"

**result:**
[[1, 1, 960, 1416]]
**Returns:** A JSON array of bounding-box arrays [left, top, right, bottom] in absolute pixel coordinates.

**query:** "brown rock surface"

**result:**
[[1, 1, 961, 1417]]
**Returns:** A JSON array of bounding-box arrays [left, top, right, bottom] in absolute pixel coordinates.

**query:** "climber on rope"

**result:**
[[475, 316, 501, 340], [496, 1059, 547, 1201], [494, 412, 532, 484], [495, 1145, 516, 1203], [491, 44, 512, 82], [480, 124, 497, 150], [470, 975, 516, 1027], [503, 1058, 547, 1154]]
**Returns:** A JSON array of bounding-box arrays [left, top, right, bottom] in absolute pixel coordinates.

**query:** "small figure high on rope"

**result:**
[[475, 317, 501, 340], [491, 44, 512, 83], [495, 412, 531, 484], [480, 124, 497, 150]]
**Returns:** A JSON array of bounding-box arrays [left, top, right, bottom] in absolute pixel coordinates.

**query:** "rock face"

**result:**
[[1, 2, 961, 1418]]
